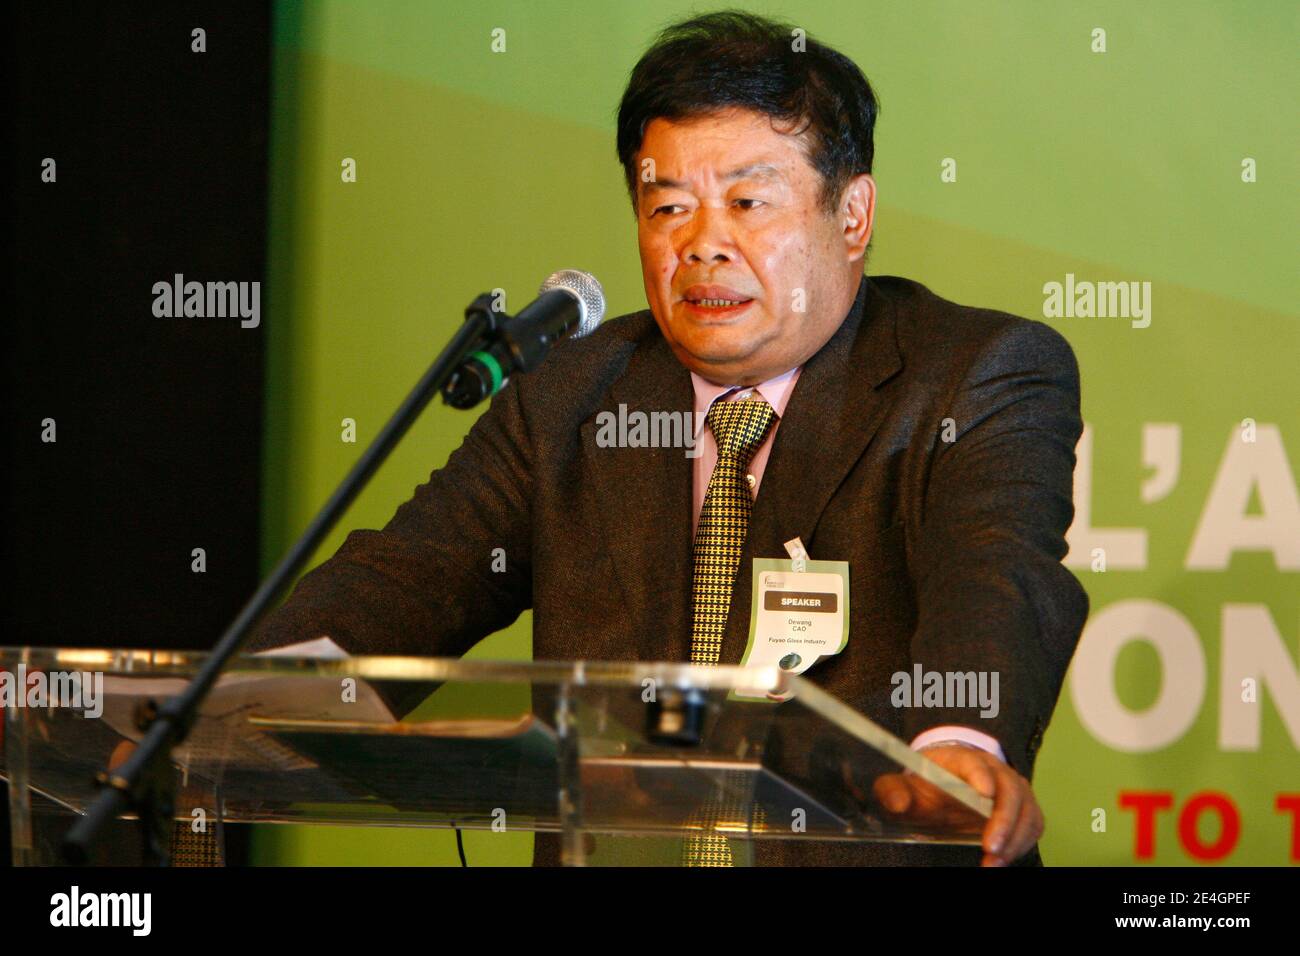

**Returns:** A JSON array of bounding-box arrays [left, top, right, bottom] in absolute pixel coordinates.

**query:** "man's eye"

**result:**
[[734, 198, 765, 210], [652, 204, 684, 217]]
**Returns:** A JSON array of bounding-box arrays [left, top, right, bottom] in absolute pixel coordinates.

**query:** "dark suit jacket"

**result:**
[[248, 274, 1088, 866]]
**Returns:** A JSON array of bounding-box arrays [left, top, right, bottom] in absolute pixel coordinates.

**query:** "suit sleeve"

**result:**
[[904, 319, 1089, 780], [245, 377, 534, 658]]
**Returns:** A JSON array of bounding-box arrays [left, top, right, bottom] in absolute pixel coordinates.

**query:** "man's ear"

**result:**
[[839, 173, 876, 262]]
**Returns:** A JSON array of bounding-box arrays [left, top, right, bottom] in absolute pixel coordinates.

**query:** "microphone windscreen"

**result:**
[[539, 269, 605, 337]]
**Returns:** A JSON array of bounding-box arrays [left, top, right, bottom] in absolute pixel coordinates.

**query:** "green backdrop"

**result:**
[[250, 0, 1298, 866]]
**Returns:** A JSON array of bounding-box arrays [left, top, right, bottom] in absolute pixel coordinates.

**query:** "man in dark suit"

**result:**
[[250, 11, 1087, 866]]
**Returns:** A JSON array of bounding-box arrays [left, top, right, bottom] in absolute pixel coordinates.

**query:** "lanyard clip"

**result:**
[[783, 536, 809, 573]]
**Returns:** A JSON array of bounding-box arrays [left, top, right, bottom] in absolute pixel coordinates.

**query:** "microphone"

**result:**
[[442, 269, 605, 409]]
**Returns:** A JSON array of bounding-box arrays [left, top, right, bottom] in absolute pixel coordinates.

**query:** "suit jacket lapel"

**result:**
[[579, 329, 696, 663], [717, 276, 903, 665]]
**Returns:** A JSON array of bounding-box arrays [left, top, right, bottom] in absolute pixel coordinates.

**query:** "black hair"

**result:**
[[616, 10, 879, 216]]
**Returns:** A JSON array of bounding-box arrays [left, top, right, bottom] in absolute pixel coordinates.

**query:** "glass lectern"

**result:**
[[0, 647, 990, 865]]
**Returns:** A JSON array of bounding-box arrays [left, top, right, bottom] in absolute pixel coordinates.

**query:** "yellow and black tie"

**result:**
[[683, 397, 775, 867]]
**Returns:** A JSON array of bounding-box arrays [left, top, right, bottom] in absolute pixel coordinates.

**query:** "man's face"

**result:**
[[635, 108, 874, 385]]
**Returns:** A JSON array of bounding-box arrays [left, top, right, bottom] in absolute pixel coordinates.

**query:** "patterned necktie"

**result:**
[[683, 397, 775, 866]]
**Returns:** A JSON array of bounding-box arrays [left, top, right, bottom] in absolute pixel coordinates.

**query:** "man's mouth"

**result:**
[[682, 298, 754, 318], [680, 285, 756, 316]]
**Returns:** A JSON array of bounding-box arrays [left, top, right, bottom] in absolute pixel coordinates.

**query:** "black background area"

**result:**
[[3, 1, 273, 865]]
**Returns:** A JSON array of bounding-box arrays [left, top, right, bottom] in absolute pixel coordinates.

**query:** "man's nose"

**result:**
[[679, 204, 733, 264]]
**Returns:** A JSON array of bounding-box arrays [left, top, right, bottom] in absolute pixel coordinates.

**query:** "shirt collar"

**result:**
[[690, 366, 802, 420]]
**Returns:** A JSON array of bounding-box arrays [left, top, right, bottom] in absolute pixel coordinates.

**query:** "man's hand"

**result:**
[[874, 742, 1045, 867]]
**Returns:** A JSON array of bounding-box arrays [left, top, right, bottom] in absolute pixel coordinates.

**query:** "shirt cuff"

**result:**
[[910, 725, 1006, 762]]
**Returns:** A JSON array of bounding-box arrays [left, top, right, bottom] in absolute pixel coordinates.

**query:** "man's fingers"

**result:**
[[959, 751, 998, 799], [873, 773, 915, 814], [983, 765, 1024, 857], [1001, 790, 1045, 863], [918, 746, 1042, 864]]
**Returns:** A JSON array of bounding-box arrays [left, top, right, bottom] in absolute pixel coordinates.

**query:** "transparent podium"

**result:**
[[1, 646, 991, 866]]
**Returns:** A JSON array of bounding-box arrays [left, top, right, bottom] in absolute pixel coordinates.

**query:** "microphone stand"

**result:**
[[63, 293, 506, 865]]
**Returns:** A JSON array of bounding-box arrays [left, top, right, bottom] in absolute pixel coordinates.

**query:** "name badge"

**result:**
[[733, 557, 850, 701]]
